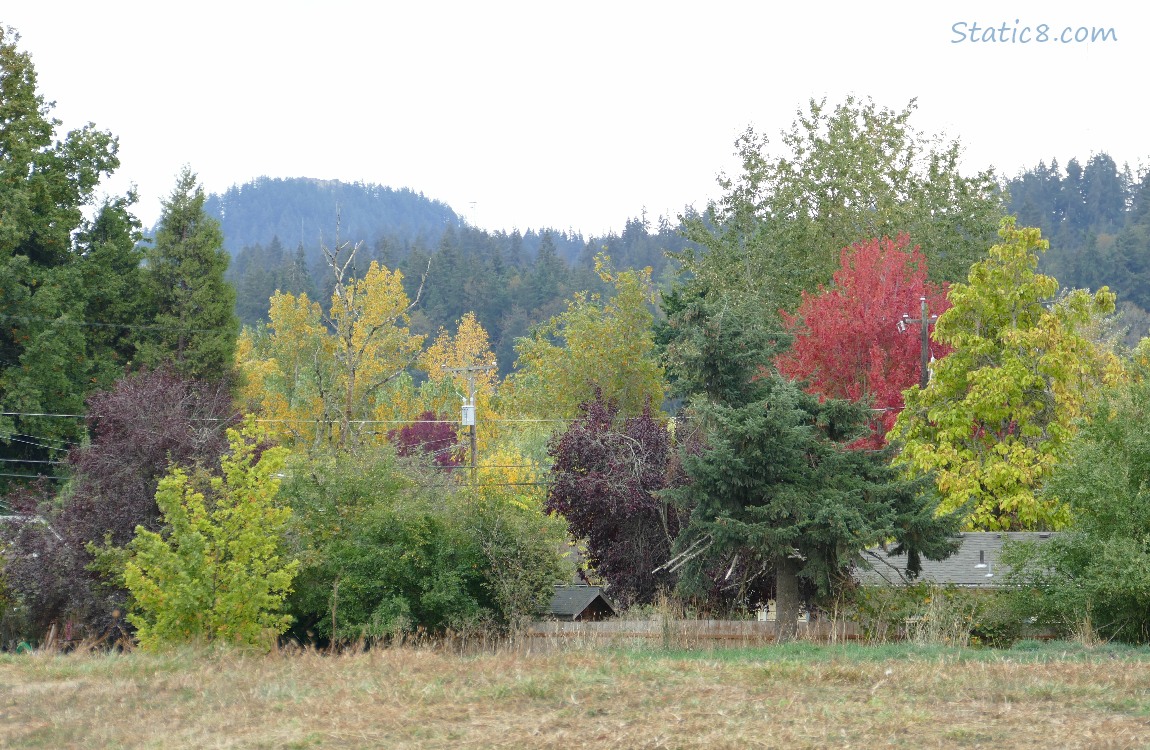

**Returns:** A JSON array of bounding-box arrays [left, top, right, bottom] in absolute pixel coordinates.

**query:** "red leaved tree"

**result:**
[[388, 411, 463, 468], [776, 235, 951, 449]]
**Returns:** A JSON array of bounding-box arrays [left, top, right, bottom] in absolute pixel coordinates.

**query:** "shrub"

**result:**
[[849, 583, 1020, 648], [1003, 371, 1150, 643], [282, 447, 569, 643], [0, 368, 234, 641], [120, 422, 297, 649]]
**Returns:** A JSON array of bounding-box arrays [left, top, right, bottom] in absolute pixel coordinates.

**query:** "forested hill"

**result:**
[[202, 177, 463, 253], [1006, 155, 1150, 344], [215, 175, 695, 373]]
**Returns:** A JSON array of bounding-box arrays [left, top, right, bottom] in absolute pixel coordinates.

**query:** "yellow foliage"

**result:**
[[892, 218, 1118, 531], [421, 312, 498, 393], [474, 443, 545, 511], [235, 260, 424, 452]]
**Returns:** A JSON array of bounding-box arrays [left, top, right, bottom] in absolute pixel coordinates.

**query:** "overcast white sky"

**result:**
[[4, 1, 1145, 237]]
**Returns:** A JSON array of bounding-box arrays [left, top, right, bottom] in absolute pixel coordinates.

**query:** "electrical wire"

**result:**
[[0, 410, 581, 424], [0, 313, 226, 335], [0, 472, 64, 480]]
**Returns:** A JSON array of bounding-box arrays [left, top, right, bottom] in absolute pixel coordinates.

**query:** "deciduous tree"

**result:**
[[1003, 368, 1150, 642], [1, 368, 235, 638], [776, 235, 951, 448], [678, 96, 1002, 320], [123, 422, 297, 649], [891, 218, 1119, 531], [546, 393, 680, 608], [510, 254, 665, 419], [237, 239, 424, 451]]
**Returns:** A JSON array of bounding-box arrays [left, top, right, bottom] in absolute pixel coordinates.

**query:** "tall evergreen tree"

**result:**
[[0, 26, 135, 480], [138, 168, 239, 382], [663, 293, 958, 635]]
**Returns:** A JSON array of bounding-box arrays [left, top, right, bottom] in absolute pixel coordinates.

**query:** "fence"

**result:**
[[525, 618, 859, 648]]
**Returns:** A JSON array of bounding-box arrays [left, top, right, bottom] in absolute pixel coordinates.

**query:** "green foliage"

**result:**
[[849, 583, 1020, 648], [669, 372, 961, 629], [282, 448, 570, 641], [678, 96, 1002, 320], [121, 423, 298, 649], [1002, 372, 1150, 643], [137, 167, 238, 382], [0, 26, 140, 472], [510, 254, 665, 419], [660, 286, 787, 405], [465, 484, 574, 632], [892, 218, 1118, 530]]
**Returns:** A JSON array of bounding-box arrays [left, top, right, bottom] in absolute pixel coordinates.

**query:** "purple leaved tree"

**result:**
[[545, 393, 682, 609], [2, 367, 237, 639]]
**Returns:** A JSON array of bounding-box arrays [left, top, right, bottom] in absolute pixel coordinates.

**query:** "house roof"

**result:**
[[549, 585, 617, 619], [858, 532, 1057, 587]]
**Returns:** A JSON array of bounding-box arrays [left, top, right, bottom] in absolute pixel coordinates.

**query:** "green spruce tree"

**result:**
[[664, 296, 959, 638], [138, 168, 239, 382]]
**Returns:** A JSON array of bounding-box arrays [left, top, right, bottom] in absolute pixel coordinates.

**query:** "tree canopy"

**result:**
[[545, 393, 680, 608], [892, 218, 1119, 531], [677, 96, 1003, 321], [509, 254, 665, 419], [669, 373, 960, 638], [237, 243, 424, 451], [137, 167, 238, 382], [776, 235, 951, 448], [1004, 366, 1150, 642], [0, 26, 142, 477]]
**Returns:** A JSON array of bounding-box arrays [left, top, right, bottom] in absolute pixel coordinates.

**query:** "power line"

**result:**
[[0, 472, 64, 480], [1, 434, 78, 451], [0, 313, 225, 334]]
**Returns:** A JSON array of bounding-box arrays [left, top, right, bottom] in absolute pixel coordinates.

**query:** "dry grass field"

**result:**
[[2, 640, 1149, 749]]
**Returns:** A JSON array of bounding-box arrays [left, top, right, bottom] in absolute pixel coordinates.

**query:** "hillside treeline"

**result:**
[[1007, 155, 1150, 343], [216, 178, 694, 373]]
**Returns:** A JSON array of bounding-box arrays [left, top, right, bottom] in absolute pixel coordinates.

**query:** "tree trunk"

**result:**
[[774, 554, 801, 643]]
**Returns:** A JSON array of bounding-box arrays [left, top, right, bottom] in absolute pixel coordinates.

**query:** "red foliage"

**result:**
[[776, 235, 950, 449], [388, 412, 462, 468]]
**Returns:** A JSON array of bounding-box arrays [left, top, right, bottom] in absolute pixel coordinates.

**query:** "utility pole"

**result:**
[[444, 364, 496, 485], [898, 296, 939, 390]]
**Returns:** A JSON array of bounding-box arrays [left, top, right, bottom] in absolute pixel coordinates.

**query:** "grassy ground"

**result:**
[[2, 640, 1150, 749]]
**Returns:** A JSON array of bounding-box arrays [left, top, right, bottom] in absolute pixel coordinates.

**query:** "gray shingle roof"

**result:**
[[548, 585, 617, 619], [858, 532, 1057, 587]]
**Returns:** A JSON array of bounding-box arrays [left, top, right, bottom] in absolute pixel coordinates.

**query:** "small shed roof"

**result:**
[[548, 585, 617, 620], [859, 532, 1057, 587]]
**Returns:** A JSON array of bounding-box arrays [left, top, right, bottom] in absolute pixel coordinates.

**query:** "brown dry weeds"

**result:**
[[1, 644, 1149, 749]]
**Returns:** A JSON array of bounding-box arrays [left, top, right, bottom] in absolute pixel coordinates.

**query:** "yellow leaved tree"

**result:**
[[237, 239, 425, 451], [891, 218, 1119, 530], [415, 312, 503, 453]]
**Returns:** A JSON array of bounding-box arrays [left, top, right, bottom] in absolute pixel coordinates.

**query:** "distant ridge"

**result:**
[[201, 176, 463, 253]]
